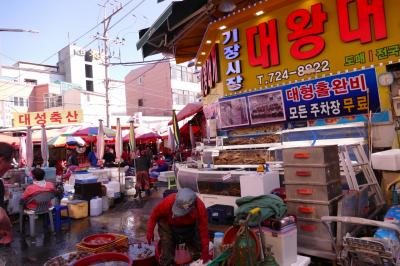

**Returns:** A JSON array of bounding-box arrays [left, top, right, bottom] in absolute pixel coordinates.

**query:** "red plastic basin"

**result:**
[[72, 252, 132, 266]]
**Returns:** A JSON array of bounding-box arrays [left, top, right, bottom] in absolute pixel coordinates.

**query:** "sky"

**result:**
[[0, 0, 174, 80]]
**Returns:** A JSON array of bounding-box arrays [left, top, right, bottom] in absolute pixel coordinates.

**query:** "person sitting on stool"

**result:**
[[21, 168, 55, 210]]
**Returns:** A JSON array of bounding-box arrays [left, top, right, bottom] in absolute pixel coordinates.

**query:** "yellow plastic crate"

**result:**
[[62, 200, 88, 219]]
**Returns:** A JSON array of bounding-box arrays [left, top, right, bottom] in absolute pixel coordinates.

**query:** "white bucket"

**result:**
[[90, 197, 103, 216], [102, 196, 109, 211]]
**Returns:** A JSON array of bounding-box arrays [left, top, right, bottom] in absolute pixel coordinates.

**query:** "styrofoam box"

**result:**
[[240, 171, 280, 197], [372, 149, 400, 171], [292, 255, 311, 266], [262, 225, 297, 266]]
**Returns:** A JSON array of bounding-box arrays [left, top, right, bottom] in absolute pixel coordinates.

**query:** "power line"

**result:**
[[107, 0, 147, 32], [0, 0, 138, 92], [110, 57, 174, 66]]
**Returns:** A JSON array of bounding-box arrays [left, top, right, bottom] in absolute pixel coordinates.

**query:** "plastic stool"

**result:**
[[53, 205, 71, 232], [167, 175, 177, 189]]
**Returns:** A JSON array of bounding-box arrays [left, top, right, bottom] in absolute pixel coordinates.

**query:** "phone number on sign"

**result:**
[[256, 60, 331, 85]]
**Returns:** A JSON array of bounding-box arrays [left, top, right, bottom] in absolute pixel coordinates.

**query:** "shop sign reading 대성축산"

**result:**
[[219, 0, 400, 96], [13, 109, 83, 127], [218, 68, 379, 128]]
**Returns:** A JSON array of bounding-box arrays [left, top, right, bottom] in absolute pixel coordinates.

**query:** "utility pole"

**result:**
[[96, 1, 122, 127]]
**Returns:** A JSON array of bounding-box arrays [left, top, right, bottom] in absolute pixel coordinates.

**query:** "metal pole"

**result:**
[[99, 2, 122, 127], [104, 6, 110, 128]]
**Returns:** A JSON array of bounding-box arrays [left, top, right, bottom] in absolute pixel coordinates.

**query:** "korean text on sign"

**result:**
[[283, 69, 378, 121], [13, 110, 83, 127]]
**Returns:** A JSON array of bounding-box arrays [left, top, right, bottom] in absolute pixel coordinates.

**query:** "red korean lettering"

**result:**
[[211, 45, 219, 86], [314, 81, 331, 98], [66, 110, 79, 123], [34, 112, 46, 126], [337, 0, 387, 44], [246, 19, 279, 68], [348, 74, 367, 91], [286, 87, 300, 102], [286, 3, 327, 60], [18, 114, 31, 126], [50, 111, 62, 124], [299, 84, 315, 100], [331, 78, 349, 95]]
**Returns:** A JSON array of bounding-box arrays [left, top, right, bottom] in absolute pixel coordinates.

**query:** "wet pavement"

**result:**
[[0, 189, 164, 266]]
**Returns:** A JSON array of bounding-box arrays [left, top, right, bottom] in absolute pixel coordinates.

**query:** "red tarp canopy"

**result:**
[[168, 102, 203, 125], [180, 123, 200, 135]]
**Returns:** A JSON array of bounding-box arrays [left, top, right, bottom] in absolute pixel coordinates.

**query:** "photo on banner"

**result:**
[[248, 90, 286, 124], [218, 97, 249, 128]]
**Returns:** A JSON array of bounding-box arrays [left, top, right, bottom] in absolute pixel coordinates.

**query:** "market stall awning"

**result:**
[[137, 0, 291, 64], [168, 102, 203, 125], [69, 125, 116, 138], [137, 0, 257, 63], [32, 128, 66, 143], [0, 134, 20, 146], [48, 136, 86, 147], [136, 0, 209, 62], [123, 127, 161, 141]]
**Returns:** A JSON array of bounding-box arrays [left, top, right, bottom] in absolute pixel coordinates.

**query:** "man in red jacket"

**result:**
[[147, 188, 210, 265]]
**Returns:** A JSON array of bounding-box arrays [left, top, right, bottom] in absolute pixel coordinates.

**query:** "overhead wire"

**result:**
[[0, 0, 139, 92], [0, 0, 194, 115]]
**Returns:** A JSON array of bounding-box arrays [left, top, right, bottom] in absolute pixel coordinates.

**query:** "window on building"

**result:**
[[171, 65, 199, 83], [85, 51, 93, 62], [24, 79, 37, 85], [86, 80, 94, 92], [138, 98, 144, 107], [13, 97, 27, 107], [85, 64, 93, 78], [44, 94, 63, 108], [138, 76, 143, 85], [172, 89, 198, 106]]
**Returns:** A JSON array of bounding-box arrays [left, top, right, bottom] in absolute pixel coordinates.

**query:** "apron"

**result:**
[[171, 223, 197, 244]]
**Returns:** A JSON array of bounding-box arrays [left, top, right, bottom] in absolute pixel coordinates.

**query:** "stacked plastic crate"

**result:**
[[283, 145, 342, 256]]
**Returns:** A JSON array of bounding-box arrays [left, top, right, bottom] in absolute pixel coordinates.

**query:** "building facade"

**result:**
[[0, 44, 126, 127], [124, 61, 201, 130]]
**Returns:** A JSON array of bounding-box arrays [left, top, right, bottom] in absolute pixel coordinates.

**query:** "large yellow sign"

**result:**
[[13, 109, 83, 127], [219, 0, 400, 96]]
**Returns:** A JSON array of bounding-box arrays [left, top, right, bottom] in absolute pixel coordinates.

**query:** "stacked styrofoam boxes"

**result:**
[[283, 145, 342, 254]]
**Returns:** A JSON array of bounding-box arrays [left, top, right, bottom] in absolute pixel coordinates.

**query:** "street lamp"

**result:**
[[0, 28, 39, 33], [0, 28, 39, 75]]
